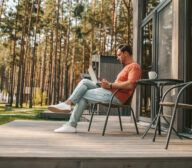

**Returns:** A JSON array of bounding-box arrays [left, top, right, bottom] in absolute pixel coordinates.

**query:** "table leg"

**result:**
[[158, 116, 161, 135], [141, 114, 158, 139], [156, 85, 161, 135]]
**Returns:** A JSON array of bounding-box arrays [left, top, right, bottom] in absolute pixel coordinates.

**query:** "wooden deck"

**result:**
[[0, 116, 192, 168]]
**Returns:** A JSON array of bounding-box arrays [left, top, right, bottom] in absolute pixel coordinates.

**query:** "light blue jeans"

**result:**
[[67, 79, 122, 127]]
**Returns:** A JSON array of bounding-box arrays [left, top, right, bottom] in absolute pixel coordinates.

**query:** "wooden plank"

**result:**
[[0, 118, 192, 168], [0, 118, 191, 159]]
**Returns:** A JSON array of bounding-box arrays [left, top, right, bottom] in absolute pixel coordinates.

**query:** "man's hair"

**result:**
[[117, 44, 132, 55]]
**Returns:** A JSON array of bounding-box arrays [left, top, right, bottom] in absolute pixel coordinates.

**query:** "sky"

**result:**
[[2, 0, 17, 13]]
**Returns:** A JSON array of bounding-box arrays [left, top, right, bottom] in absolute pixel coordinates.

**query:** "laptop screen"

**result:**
[[88, 66, 97, 83]]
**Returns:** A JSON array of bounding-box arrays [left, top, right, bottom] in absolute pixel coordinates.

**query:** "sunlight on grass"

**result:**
[[0, 116, 14, 125], [0, 103, 48, 125]]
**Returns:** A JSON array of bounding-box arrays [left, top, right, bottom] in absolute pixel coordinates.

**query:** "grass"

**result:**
[[0, 103, 48, 125]]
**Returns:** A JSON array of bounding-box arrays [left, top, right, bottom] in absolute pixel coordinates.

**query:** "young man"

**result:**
[[48, 44, 141, 133]]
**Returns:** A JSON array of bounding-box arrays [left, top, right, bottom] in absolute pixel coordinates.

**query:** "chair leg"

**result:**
[[88, 104, 96, 132], [102, 104, 112, 136], [130, 107, 139, 134], [163, 116, 182, 139], [117, 108, 123, 131], [165, 108, 177, 149], [141, 114, 158, 139], [88, 104, 91, 114]]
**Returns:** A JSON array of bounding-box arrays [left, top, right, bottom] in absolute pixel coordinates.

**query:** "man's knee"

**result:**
[[80, 79, 91, 84]]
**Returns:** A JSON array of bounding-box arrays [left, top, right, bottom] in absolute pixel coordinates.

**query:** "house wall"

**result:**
[[132, 0, 144, 121], [172, 0, 185, 131], [98, 56, 129, 116], [99, 56, 122, 81]]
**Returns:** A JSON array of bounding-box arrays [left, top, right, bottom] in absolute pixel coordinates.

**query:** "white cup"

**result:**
[[148, 71, 157, 79]]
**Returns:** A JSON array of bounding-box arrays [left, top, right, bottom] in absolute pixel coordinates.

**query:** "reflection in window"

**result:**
[[157, 2, 173, 124], [157, 3, 172, 78], [140, 20, 153, 118], [143, 0, 161, 18], [142, 20, 153, 77]]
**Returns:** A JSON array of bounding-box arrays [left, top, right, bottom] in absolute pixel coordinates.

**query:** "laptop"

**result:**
[[88, 66, 101, 86]]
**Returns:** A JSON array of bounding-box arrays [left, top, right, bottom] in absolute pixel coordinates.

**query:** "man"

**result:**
[[48, 44, 141, 133]]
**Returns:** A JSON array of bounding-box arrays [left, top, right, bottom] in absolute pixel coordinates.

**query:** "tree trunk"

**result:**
[[16, 27, 25, 108], [57, 35, 62, 101], [9, 0, 19, 106], [110, 0, 116, 54], [48, 31, 53, 105], [69, 40, 75, 95], [63, 0, 72, 100], [0, 0, 5, 26], [40, 36, 48, 106], [29, 0, 41, 108], [19, 0, 30, 108], [89, 0, 95, 65], [51, 0, 60, 104]]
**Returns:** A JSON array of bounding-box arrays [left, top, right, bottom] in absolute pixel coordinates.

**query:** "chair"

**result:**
[[153, 81, 192, 149], [88, 89, 139, 136]]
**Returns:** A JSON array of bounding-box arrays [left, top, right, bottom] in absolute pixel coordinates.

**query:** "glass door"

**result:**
[[139, 0, 172, 122], [140, 18, 154, 121], [184, 0, 192, 133]]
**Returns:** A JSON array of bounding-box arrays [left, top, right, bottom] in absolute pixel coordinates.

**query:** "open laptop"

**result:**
[[88, 66, 101, 86]]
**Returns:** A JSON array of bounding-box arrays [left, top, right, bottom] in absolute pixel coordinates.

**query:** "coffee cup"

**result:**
[[148, 71, 157, 79]]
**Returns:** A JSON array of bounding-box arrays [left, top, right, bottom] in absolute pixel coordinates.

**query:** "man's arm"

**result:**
[[110, 81, 134, 90], [101, 65, 141, 90], [101, 79, 134, 90]]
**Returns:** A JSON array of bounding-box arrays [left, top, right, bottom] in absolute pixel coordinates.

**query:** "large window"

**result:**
[[184, 0, 192, 133], [143, 0, 161, 18], [140, 20, 153, 119], [140, 0, 172, 121], [157, 3, 173, 78]]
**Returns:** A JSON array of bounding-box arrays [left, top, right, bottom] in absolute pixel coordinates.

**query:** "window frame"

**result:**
[[139, 0, 172, 121]]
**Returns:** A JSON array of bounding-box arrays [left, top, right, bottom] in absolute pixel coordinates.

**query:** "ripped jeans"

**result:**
[[67, 79, 122, 127]]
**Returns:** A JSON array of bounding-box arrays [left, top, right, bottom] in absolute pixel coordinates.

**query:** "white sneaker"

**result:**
[[54, 125, 76, 133], [48, 102, 72, 112]]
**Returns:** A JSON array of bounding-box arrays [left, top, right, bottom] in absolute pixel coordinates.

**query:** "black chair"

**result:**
[[88, 89, 139, 136], [153, 81, 192, 149]]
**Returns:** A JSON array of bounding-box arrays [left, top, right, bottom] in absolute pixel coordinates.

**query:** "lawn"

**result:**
[[0, 104, 47, 125]]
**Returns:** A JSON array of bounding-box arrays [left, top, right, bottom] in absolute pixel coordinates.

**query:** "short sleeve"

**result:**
[[127, 64, 141, 84]]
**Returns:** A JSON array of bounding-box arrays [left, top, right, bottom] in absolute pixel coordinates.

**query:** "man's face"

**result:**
[[116, 49, 125, 64]]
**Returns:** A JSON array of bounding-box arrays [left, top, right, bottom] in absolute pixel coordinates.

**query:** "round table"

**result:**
[[137, 78, 183, 136]]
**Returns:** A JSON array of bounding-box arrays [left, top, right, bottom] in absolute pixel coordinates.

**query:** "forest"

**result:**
[[0, 0, 133, 108]]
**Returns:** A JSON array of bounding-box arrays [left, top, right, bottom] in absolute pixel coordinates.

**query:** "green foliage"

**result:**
[[0, 0, 133, 106], [33, 88, 47, 106], [73, 3, 84, 19], [0, 116, 14, 125], [0, 104, 47, 125]]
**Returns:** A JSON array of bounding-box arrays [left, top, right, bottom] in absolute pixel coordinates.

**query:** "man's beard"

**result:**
[[117, 58, 123, 64]]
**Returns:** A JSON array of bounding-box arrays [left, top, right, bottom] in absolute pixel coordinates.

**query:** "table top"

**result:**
[[137, 78, 184, 86]]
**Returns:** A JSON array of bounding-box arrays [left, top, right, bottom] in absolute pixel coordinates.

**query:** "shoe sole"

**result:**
[[48, 107, 71, 113], [54, 130, 76, 133]]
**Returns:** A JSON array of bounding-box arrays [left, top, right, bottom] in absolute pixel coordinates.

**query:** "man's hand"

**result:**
[[101, 79, 111, 89], [100, 79, 135, 90]]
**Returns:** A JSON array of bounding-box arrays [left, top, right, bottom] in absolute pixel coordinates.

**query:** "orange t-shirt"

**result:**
[[110, 63, 141, 103]]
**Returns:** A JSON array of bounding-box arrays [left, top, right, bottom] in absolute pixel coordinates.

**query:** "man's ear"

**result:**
[[124, 51, 129, 57]]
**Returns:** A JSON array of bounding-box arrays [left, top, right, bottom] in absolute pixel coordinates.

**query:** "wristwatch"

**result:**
[[109, 83, 112, 89]]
